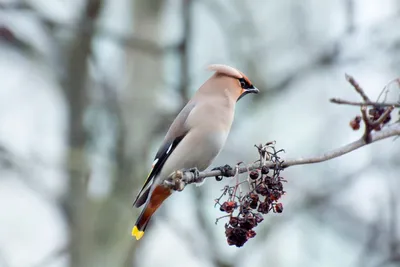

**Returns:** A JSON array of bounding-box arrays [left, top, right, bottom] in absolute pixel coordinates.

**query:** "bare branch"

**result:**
[[330, 98, 400, 107], [164, 122, 400, 188], [361, 106, 374, 143]]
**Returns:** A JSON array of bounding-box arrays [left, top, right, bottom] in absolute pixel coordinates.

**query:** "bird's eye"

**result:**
[[239, 78, 248, 89]]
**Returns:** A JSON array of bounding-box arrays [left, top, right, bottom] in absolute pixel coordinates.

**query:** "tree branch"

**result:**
[[164, 122, 400, 189], [330, 98, 400, 107]]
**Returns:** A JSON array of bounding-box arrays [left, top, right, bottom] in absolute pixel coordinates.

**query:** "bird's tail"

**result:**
[[132, 184, 171, 240]]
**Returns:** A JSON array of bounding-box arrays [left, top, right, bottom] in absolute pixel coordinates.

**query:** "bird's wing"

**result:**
[[133, 101, 196, 207]]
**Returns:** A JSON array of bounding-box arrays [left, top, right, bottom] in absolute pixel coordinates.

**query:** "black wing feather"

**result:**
[[132, 135, 185, 207]]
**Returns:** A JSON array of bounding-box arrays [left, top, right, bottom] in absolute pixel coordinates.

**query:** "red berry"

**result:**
[[274, 203, 283, 213], [350, 118, 360, 130], [220, 201, 237, 213], [257, 202, 270, 214], [246, 230, 256, 238], [229, 216, 239, 227], [249, 171, 259, 180], [261, 166, 269, 175]]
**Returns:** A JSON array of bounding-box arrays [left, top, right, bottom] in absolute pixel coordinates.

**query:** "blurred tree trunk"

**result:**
[[123, 0, 164, 155], [62, 1, 103, 267], [119, 0, 165, 264], [89, 0, 165, 266], [345, 0, 355, 33], [62, 0, 165, 266]]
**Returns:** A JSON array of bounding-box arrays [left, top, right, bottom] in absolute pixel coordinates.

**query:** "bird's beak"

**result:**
[[238, 86, 259, 101]]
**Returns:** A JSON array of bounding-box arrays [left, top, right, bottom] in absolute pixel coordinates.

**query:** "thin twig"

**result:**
[[345, 74, 370, 101], [361, 106, 373, 143], [377, 78, 400, 102], [330, 98, 400, 107]]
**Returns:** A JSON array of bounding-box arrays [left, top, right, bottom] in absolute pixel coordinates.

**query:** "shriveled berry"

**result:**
[[270, 190, 281, 201], [350, 118, 360, 130], [267, 181, 283, 191], [274, 203, 283, 213], [250, 200, 258, 209], [255, 213, 264, 223], [242, 200, 250, 208], [261, 166, 269, 175], [240, 205, 251, 214], [225, 226, 234, 236], [240, 216, 256, 230], [249, 170, 259, 180], [255, 184, 269, 196], [264, 176, 273, 185], [257, 201, 270, 214], [220, 201, 237, 213], [255, 184, 264, 194], [249, 193, 259, 202], [229, 216, 239, 227], [267, 183, 274, 190], [248, 192, 259, 209], [246, 230, 256, 238], [227, 227, 248, 247], [276, 181, 283, 191]]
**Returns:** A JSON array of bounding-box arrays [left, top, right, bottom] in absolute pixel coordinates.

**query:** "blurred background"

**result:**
[[1, 0, 400, 267]]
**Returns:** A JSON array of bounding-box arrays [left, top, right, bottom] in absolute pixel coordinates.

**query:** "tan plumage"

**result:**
[[132, 64, 259, 240]]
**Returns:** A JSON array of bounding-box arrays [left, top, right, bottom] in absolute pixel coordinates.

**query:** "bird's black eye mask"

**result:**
[[239, 77, 251, 89], [237, 77, 259, 101]]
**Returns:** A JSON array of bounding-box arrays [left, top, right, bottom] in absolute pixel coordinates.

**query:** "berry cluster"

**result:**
[[215, 143, 286, 247], [350, 106, 392, 131], [368, 106, 392, 130]]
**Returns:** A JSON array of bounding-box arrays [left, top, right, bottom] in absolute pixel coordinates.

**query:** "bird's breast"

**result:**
[[158, 130, 229, 180], [182, 129, 229, 171]]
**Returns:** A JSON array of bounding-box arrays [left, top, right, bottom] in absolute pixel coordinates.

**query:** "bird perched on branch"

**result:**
[[132, 64, 259, 240]]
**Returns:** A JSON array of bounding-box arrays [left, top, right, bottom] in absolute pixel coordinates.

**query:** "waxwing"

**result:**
[[132, 64, 259, 240]]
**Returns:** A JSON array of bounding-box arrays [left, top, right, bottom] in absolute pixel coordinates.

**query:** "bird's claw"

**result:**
[[211, 164, 233, 181], [188, 167, 200, 180], [165, 170, 185, 191]]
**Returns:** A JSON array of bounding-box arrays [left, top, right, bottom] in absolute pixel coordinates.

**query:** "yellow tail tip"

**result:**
[[132, 226, 144, 240]]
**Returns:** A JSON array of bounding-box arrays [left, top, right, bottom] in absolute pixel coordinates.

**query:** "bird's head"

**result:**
[[206, 64, 259, 101]]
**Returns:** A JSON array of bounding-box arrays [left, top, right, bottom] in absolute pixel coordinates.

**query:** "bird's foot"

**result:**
[[211, 164, 233, 181], [166, 168, 203, 190], [187, 167, 201, 182], [165, 170, 185, 191]]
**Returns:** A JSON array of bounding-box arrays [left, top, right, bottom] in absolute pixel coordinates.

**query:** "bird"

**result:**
[[132, 64, 259, 240]]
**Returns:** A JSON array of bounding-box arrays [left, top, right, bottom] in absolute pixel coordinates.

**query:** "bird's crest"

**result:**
[[207, 64, 243, 79]]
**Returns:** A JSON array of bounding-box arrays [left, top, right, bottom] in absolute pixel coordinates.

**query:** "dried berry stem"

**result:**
[[330, 98, 400, 107], [215, 214, 231, 224]]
